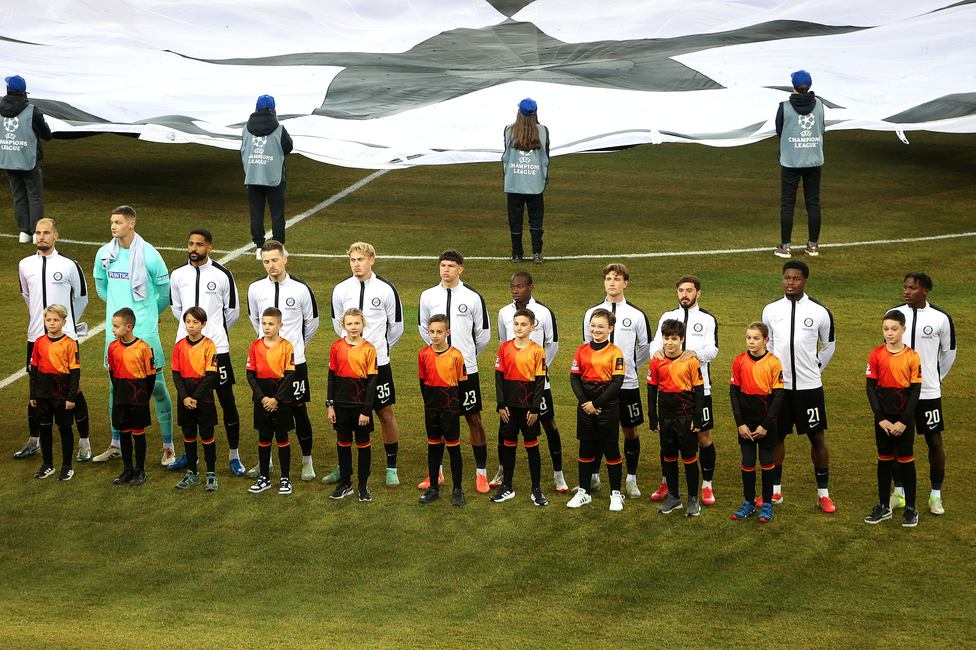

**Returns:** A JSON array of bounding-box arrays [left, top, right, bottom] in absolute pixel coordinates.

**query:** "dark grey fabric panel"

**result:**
[[172, 20, 867, 120], [884, 93, 976, 124]]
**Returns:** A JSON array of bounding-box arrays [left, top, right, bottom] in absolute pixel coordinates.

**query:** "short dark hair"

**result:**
[[439, 249, 464, 266], [904, 272, 932, 291], [794, 83, 810, 93], [183, 307, 208, 324], [511, 271, 533, 285], [189, 228, 212, 244], [676, 275, 701, 291], [513, 308, 536, 325], [261, 240, 285, 256], [602, 263, 629, 282], [883, 311, 906, 327], [262, 307, 282, 322], [112, 205, 136, 219], [590, 308, 615, 328], [113, 307, 136, 326], [429, 314, 450, 328], [783, 260, 809, 279], [661, 319, 685, 338]]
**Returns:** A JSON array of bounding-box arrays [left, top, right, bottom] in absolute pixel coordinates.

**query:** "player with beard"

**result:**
[[649, 275, 719, 505]]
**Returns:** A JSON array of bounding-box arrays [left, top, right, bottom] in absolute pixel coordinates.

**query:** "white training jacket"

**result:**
[[583, 297, 650, 390], [332, 273, 404, 366], [762, 293, 835, 390], [418, 281, 490, 375], [650, 303, 719, 395], [170, 258, 239, 354], [889, 302, 956, 400], [498, 297, 559, 390], [19, 249, 88, 342], [247, 273, 319, 365]]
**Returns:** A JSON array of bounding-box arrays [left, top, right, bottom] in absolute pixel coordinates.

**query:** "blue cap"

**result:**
[[518, 98, 537, 116], [5, 75, 27, 94], [791, 70, 812, 89], [256, 94, 276, 112]]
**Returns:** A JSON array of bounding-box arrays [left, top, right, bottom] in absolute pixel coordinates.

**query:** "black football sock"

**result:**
[[73, 393, 90, 438], [132, 431, 147, 471], [277, 441, 291, 480], [28, 401, 40, 437], [216, 389, 240, 450], [199, 425, 216, 473], [58, 426, 74, 468], [759, 446, 774, 503], [663, 459, 680, 498], [447, 444, 463, 491], [607, 461, 623, 493], [684, 458, 700, 500], [815, 467, 829, 490], [624, 436, 640, 476], [877, 459, 892, 506], [527, 443, 542, 490], [203, 438, 217, 474], [699, 442, 716, 482], [742, 469, 757, 504], [502, 442, 517, 487], [384, 442, 398, 469], [294, 406, 313, 456], [119, 431, 133, 470], [39, 422, 54, 466], [545, 427, 563, 472], [258, 433, 273, 477], [472, 444, 487, 471], [357, 442, 371, 485], [891, 461, 903, 489], [182, 428, 199, 474], [902, 460, 917, 509], [338, 442, 353, 483], [428, 442, 444, 490]]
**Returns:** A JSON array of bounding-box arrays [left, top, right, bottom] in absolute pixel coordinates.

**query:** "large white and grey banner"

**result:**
[[4, 0, 975, 168]]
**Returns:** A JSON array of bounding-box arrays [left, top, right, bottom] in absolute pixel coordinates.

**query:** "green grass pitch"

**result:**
[[0, 130, 973, 648]]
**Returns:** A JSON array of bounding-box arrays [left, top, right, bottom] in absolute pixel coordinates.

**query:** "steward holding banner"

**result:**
[[241, 95, 293, 258], [502, 98, 550, 265], [1, 75, 52, 243]]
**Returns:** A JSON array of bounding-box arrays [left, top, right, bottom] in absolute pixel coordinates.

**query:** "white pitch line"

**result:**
[[0, 170, 389, 392], [4, 229, 973, 261]]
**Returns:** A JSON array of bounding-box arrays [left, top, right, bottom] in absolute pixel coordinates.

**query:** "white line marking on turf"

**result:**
[[0, 170, 388, 391], [4, 229, 973, 261]]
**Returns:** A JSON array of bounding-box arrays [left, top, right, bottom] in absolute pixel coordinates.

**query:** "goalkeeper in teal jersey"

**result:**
[[92, 205, 176, 465]]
